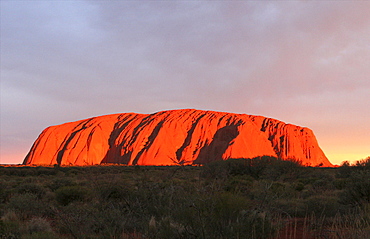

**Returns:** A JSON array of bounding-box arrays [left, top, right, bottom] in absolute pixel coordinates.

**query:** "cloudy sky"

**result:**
[[1, 1, 369, 165]]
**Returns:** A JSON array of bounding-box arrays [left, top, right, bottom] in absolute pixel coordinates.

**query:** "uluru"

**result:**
[[23, 109, 332, 167]]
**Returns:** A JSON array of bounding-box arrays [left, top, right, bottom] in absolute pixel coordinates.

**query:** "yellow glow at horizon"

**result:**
[[326, 152, 369, 166]]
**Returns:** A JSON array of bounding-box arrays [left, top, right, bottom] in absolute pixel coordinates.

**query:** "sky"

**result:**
[[1, 1, 369, 165]]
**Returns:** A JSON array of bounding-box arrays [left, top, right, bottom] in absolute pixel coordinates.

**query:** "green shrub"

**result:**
[[272, 198, 306, 217], [34, 167, 57, 176], [333, 178, 348, 190], [168, 192, 275, 239], [21, 231, 59, 239], [354, 156, 370, 169], [47, 178, 75, 192], [16, 183, 46, 199], [97, 183, 129, 201], [294, 182, 304, 191], [53, 204, 95, 238], [22, 217, 58, 239], [26, 217, 53, 234], [55, 186, 90, 206], [63, 167, 83, 176], [0, 220, 20, 239], [311, 178, 334, 192], [0, 183, 11, 204], [201, 160, 230, 179], [340, 172, 370, 206], [223, 175, 254, 193], [7, 194, 46, 220], [305, 195, 340, 217], [336, 161, 352, 178], [202, 156, 302, 181]]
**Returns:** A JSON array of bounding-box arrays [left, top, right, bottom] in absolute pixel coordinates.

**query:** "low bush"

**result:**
[[47, 178, 76, 192], [305, 195, 340, 217], [16, 183, 47, 199], [339, 171, 370, 206], [22, 217, 58, 239], [354, 156, 370, 169], [1, 161, 370, 238], [7, 194, 46, 220], [201, 156, 302, 180], [96, 183, 129, 201], [0, 211, 21, 238], [55, 186, 90, 206]]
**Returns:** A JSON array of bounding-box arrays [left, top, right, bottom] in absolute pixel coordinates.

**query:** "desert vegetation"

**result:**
[[1, 156, 370, 238]]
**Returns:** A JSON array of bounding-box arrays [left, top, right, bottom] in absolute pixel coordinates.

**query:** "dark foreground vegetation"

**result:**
[[1, 156, 370, 239]]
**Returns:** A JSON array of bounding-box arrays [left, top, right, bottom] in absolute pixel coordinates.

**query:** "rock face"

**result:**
[[23, 109, 332, 167]]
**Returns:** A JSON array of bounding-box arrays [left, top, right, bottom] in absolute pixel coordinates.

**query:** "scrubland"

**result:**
[[1, 156, 370, 239]]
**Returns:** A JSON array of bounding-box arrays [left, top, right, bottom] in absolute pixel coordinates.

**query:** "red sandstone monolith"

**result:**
[[23, 109, 332, 167]]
